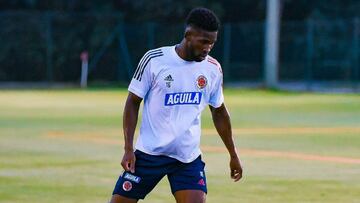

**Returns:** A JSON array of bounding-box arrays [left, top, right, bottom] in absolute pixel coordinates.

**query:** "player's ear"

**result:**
[[184, 26, 193, 40], [184, 29, 190, 39]]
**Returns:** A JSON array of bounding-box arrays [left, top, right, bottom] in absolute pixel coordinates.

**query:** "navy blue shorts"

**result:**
[[112, 150, 207, 200]]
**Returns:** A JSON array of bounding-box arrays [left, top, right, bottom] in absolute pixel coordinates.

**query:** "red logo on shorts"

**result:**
[[122, 181, 132, 191], [198, 179, 206, 186], [197, 75, 207, 89]]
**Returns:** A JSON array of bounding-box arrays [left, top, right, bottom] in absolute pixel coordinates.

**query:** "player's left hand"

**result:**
[[230, 156, 243, 182]]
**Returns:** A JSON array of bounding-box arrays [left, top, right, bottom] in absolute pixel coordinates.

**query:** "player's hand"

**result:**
[[121, 150, 136, 173], [230, 155, 243, 182]]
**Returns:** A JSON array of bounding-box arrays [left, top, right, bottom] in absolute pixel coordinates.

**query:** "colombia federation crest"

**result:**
[[197, 75, 207, 89]]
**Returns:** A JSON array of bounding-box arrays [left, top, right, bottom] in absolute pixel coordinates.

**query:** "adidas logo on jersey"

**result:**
[[164, 74, 174, 88], [164, 74, 174, 81], [164, 92, 202, 106]]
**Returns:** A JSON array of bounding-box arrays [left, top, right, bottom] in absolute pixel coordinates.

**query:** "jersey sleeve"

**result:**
[[128, 54, 153, 98], [208, 72, 224, 108]]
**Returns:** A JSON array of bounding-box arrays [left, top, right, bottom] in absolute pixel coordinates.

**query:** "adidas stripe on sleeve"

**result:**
[[208, 57, 224, 108], [208, 73, 224, 108], [128, 49, 163, 98]]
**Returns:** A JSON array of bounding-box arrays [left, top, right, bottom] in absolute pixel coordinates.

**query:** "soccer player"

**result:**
[[110, 7, 243, 203]]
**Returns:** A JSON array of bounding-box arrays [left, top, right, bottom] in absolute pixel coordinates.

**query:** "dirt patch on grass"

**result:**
[[46, 131, 122, 145], [203, 127, 360, 135], [202, 146, 360, 164], [45, 130, 360, 164]]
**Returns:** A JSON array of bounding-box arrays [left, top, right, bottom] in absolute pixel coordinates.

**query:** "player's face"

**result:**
[[186, 28, 217, 62]]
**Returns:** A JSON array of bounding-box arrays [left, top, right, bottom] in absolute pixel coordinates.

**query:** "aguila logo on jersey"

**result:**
[[165, 92, 202, 106], [197, 75, 207, 89]]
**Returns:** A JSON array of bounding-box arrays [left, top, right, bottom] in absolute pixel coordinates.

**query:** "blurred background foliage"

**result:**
[[1, 0, 360, 22], [0, 0, 359, 88]]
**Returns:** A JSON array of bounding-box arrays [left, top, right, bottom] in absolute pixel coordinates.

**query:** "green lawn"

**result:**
[[0, 89, 359, 203]]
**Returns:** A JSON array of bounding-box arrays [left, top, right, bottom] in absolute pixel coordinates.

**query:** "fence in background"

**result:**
[[0, 11, 359, 90]]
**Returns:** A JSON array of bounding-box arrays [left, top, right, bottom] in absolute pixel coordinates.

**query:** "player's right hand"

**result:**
[[121, 150, 136, 173]]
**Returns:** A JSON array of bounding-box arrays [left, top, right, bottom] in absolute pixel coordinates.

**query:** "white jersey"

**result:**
[[128, 45, 224, 163]]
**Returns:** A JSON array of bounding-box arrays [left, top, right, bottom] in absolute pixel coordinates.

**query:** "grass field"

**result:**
[[0, 89, 359, 203]]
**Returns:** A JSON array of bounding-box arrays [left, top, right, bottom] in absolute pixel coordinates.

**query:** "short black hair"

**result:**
[[186, 7, 220, 32]]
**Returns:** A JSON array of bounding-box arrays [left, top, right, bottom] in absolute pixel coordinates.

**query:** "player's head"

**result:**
[[184, 7, 220, 62]]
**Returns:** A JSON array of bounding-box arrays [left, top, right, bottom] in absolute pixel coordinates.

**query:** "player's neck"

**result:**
[[175, 41, 192, 61]]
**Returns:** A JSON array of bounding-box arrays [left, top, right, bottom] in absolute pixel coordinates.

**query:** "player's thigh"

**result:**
[[174, 190, 206, 203], [168, 155, 207, 194], [110, 194, 138, 203]]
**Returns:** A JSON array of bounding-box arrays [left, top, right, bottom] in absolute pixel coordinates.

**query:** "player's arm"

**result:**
[[121, 92, 143, 173], [209, 103, 243, 182]]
